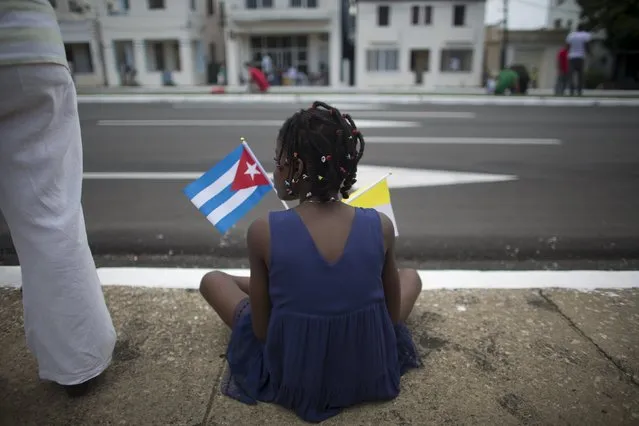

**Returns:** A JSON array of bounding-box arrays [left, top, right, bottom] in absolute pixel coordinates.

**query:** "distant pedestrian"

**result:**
[[566, 23, 592, 96], [199, 101, 421, 423], [494, 67, 519, 95], [556, 44, 570, 96], [245, 62, 269, 93], [0, 0, 116, 396]]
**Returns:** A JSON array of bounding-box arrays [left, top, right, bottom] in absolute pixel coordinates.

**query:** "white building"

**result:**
[[50, 0, 104, 87], [546, 0, 580, 31], [355, 0, 487, 89], [96, 0, 224, 87], [223, 0, 343, 87]]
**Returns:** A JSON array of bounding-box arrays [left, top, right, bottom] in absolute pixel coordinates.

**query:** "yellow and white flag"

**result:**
[[344, 174, 399, 236]]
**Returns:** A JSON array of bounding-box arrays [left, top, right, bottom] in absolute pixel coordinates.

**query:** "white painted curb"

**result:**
[[76, 94, 639, 107], [1, 266, 637, 291]]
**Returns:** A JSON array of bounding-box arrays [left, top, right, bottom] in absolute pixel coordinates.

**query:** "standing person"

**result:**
[[0, 0, 116, 396], [566, 24, 592, 96], [556, 44, 570, 96], [261, 53, 274, 83], [199, 101, 422, 423], [245, 62, 270, 93]]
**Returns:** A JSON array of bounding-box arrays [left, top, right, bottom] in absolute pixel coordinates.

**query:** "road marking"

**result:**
[[83, 165, 518, 189], [1, 266, 637, 291], [97, 119, 421, 129], [352, 111, 476, 119], [366, 137, 561, 145], [172, 103, 386, 111]]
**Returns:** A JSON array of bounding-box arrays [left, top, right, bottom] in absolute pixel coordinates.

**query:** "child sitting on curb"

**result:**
[[199, 101, 422, 423]]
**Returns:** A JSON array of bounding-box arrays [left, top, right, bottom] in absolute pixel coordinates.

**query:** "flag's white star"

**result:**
[[244, 162, 260, 180]]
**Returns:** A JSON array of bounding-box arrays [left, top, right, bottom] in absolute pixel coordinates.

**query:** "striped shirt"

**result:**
[[0, 0, 68, 67]]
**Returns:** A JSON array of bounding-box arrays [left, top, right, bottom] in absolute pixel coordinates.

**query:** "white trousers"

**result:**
[[0, 64, 116, 385]]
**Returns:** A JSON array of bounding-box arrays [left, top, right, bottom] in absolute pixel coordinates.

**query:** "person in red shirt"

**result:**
[[245, 62, 270, 93], [556, 44, 569, 96]]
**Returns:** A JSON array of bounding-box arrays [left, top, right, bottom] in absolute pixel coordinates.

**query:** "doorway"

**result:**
[[410, 49, 430, 85]]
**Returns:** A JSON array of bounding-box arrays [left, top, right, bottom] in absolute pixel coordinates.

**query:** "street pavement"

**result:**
[[1, 101, 639, 262], [2, 285, 638, 425]]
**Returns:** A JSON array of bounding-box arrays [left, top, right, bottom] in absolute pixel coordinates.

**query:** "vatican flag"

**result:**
[[344, 173, 399, 236]]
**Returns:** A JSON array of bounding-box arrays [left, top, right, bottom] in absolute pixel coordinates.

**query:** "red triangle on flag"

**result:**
[[231, 148, 270, 191]]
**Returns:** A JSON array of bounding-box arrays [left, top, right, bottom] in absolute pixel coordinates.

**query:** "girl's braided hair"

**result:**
[[277, 101, 365, 202]]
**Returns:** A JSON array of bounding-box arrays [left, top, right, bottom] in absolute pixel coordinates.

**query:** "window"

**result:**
[[152, 42, 165, 70], [148, 0, 165, 10], [410, 49, 430, 72], [377, 5, 389, 26], [108, 0, 130, 15], [291, 0, 317, 7], [440, 49, 473, 72], [366, 49, 399, 72], [453, 4, 465, 26], [424, 6, 432, 24], [246, 0, 272, 8], [411, 6, 419, 25], [49, 0, 57, 8], [190, 0, 196, 10], [64, 43, 94, 73], [207, 0, 215, 14], [554, 18, 562, 29], [249, 35, 308, 71], [567, 19, 573, 29]]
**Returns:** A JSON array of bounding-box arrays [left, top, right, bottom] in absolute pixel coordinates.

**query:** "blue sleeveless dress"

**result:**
[[221, 208, 421, 423]]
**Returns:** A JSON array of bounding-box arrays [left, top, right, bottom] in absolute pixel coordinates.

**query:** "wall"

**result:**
[[355, 1, 486, 89], [54, 0, 104, 87], [93, 0, 224, 86], [546, 0, 580, 30]]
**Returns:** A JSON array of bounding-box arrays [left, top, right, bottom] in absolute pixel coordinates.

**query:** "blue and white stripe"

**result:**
[[183, 145, 271, 234]]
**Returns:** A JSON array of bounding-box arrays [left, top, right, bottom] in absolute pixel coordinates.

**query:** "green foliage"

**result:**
[[577, 0, 639, 51]]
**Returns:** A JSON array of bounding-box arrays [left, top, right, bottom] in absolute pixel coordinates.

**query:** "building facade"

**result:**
[[546, 0, 580, 31], [484, 25, 569, 90], [51, 0, 104, 87], [355, 0, 486, 89], [223, 0, 343, 87], [94, 0, 223, 87]]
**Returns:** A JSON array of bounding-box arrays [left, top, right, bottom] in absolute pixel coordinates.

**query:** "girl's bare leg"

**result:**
[[200, 272, 249, 328], [398, 269, 422, 323]]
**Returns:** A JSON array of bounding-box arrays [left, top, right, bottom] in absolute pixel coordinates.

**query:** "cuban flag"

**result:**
[[184, 143, 272, 234]]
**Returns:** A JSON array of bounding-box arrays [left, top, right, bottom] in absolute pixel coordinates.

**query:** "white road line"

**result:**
[[97, 119, 421, 128], [1, 266, 637, 291], [82, 165, 518, 189], [365, 137, 561, 145], [172, 103, 386, 111], [352, 111, 476, 119]]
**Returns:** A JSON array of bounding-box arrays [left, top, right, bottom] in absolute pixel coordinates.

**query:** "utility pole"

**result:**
[[500, 0, 509, 69]]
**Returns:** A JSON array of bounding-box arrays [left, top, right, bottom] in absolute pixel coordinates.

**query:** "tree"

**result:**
[[577, 0, 639, 51]]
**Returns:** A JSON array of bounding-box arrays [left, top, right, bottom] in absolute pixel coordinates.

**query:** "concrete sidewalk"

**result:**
[[1, 286, 638, 425]]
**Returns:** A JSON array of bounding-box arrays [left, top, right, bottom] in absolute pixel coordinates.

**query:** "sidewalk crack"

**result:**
[[200, 354, 227, 425], [539, 290, 638, 388]]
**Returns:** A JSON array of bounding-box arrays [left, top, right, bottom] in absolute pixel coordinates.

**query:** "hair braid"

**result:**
[[277, 100, 366, 202]]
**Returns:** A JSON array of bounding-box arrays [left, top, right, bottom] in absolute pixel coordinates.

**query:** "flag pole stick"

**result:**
[[344, 172, 392, 205], [241, 139, 290, 210]]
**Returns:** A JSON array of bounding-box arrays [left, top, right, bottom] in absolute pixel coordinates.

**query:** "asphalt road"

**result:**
[[2, 101, 639, 262]]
